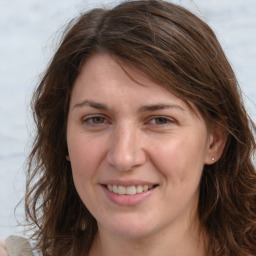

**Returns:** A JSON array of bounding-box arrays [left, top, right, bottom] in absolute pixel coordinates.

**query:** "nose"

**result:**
[[106, 124, 147, 171]]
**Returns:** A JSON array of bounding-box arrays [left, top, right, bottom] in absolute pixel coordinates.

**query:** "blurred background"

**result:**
[[0, 0, 255, 238]]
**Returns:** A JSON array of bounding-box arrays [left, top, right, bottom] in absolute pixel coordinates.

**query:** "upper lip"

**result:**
[[101, 179, 158, 187]]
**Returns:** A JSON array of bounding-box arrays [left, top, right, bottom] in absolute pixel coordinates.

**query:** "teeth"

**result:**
[[107, 184, 113, 192], [106, 184, 154, 195], [136, 185, 143, 193], [118, 185, 126, 195], [126, 186, 136, 195], [143, 185, 148, 191], [113, 185, 118, 193]]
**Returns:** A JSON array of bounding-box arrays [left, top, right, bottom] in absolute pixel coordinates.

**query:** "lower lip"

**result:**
[[102, 185, 156, 206]]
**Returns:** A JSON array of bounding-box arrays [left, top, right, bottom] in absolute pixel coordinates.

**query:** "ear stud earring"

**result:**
[[211, 157, 215, 161]]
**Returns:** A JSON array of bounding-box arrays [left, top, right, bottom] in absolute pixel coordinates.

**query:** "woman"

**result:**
[[2, 0, 256, 255]]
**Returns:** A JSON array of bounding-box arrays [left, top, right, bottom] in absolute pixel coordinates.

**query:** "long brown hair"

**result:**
[[25, 1, 256, 255]]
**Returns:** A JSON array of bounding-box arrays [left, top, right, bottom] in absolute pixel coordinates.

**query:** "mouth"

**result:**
[[104, 184, 158, 195]]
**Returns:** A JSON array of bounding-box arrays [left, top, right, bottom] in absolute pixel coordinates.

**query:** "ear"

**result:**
[[66, 155, 70, 161], [205, 124, 227, 165]]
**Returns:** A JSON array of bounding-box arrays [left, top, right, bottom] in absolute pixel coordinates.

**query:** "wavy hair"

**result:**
[[25, 1, 256, 255]]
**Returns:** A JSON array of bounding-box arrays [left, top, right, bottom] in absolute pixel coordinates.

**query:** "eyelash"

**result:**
[[82, 115, 108, 125], [147, 116, 175, 126], [81, 115, 175, 127]]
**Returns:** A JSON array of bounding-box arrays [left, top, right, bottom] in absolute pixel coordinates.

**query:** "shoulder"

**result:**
[[5, 236, 34, 256]]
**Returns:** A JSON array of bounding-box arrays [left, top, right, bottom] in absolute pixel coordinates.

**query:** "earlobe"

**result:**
[[205, 124, 227, 165]]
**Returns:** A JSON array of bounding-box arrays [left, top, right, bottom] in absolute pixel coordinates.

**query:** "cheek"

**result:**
[[149, 134, 207, 181], [67, 138, 93, 185], [67, 138, 99, 205], [150, 136, 206, 211], [68, 134, 109, 187]]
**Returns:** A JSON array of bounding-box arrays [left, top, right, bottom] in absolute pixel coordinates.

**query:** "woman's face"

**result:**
[[67, 53, 215, 239]]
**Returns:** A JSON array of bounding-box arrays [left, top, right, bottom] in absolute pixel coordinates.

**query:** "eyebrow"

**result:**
[[72, 100, 108, 110], [138, 104, 185, 112], [72, 100, 185, 112]]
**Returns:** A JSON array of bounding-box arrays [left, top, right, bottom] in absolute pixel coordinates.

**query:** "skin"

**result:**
[[66, 53, 226, 256], [0, 240, 7, 256]]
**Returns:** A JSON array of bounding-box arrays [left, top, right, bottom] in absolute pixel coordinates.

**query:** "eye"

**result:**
[[148, 116, 174, 125], [150, 117, 170, 125], [82, 115, 107, 125]]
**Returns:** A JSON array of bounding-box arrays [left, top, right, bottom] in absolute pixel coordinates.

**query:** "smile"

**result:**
[[106, 184, 155, 195]]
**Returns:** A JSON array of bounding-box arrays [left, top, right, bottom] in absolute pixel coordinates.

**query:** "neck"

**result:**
[[89, 217, 207, 256]]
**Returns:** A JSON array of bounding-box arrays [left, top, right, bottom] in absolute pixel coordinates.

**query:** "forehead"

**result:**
[[71, 53, 203, 120], [72, 54, 183, 105]]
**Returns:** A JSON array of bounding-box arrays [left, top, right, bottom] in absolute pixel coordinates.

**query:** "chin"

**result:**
[[99, 216, 158, 240], [111, 228, 153, 240]]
